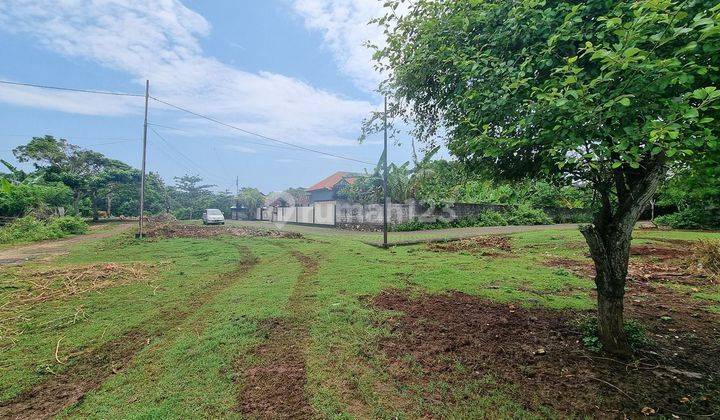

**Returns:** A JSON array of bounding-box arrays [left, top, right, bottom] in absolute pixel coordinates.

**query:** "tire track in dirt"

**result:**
[[0, 246, 258, 420], [237, 251, 318, 419]]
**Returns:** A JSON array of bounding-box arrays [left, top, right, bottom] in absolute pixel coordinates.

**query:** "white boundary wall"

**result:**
[[297, 206, 314, 223], [313, 202, 335, 225]]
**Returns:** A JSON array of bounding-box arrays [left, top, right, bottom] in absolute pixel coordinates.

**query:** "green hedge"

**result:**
[[655, 208, 720, 230], [392, 206, 553, 232], [0, 216, 88, 244]]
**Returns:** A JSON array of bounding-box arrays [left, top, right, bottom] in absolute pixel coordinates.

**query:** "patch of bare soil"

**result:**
[[0, 247, 258, 419], [427, 236, 512, 255], [372, 290, 720, 418], [144, 222, 303, 240], [630, 243, 693, 261], [549, 255, 717, 287], [237, 251, 318, 419]]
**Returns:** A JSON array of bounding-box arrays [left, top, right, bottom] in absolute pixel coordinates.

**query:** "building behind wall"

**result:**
[[306, 171, 358, 203]]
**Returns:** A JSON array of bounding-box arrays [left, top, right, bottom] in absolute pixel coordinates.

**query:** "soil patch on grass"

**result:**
[[0, 247, 258, 419], [237, 251, 318, 419], [144, 222, 303, 240], [630, 244, 692, 261], [548, 256, 715, 286], [427, 236, 512, 255], [371, 290, 720, 418]]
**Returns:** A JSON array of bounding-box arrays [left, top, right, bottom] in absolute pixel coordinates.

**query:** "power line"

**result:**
[[148, 122, 305, 153], [0, 79, 144, 97], [0, 77, 375, 165], [149, 96, 374, 165], [150, 128, 227, 184]]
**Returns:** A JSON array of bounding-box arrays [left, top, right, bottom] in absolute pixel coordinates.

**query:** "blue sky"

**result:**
[[0, 0, 412, 193]]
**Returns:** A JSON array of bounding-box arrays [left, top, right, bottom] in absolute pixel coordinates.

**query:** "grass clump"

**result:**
[[576, 315, 649, 353], [0, 215, 88, 244]]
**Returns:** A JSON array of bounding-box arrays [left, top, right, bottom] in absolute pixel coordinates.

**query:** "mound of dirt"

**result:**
[[143, 222, 303, 239], [148, 213, 177, 223], [427, 236, 512, 254], [371, 290, 720, 417]]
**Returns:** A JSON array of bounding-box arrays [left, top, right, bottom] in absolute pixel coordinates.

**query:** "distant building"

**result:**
[[306, 171, 358, 203]]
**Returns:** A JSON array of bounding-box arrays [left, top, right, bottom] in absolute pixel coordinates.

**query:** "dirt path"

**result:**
[[0, 223, 134, 266], [0, 246, 257, 419], [237, 251, 318, 419]]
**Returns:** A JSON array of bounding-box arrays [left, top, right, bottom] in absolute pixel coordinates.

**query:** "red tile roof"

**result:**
[[306, 171, 357, 191]]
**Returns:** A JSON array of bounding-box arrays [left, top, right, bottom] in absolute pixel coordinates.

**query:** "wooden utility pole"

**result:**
[[382, 95, 388, 248], [138, 80, 149, 238], [236, 175, 240, 220]]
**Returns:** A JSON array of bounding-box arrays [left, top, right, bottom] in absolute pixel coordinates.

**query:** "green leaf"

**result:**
[[623, 47, 641, 58], [618, 97, 631, 106], [683, 108, 699, 119]]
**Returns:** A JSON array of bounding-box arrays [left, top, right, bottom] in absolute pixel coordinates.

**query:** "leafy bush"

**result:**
[[478, 210, 508, 226], [0, 216, 88, 244], [576, 316, 649, 353], [393, 218, 432, 232], [48, 216, 88, 235], [0, 182, 72, 217], [655, 207, 717, 230], [393, 210, 513, 231], [506, 204, 553, 225]]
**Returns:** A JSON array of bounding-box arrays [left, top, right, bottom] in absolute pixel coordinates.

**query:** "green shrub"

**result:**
[[576, 315, 649, 353], [393, 209, 537, 231], [478, 210, 508, 226], [0, 216, 88, 244], [655, 207, 715, 229], [48, 216, 88, 235], [506, 204, 553, 225]]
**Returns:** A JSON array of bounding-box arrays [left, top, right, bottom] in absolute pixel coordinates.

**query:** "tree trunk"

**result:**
[[582, 223, 633, 357], [581, 160, 666, 357], [107, 193, 112, 218], [91, 193, 99, 222], [73, 192, 81, 216]]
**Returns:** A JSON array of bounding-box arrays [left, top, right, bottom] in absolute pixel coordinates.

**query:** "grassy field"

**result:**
[[1, 222, 718, 418]]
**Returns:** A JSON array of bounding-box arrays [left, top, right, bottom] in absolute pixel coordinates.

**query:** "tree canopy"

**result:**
[[374, 0, 720, 355]]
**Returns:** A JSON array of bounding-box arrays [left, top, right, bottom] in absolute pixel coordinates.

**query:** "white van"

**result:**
[[202, 209, 225, 225]]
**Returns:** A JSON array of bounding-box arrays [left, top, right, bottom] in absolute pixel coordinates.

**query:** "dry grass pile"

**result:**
[[694, 239, 720, 278], [1, 263, 152, 310], [0, 262, 155, 349], [144, 222, 303, 239], [427, 235, 512, 254]]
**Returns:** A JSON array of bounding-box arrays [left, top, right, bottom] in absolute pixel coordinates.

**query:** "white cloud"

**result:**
[[0, 0, 377, 146], [224, 144, 257, 154], [290, 0, 386, 91], [0, 82, 142, 116]]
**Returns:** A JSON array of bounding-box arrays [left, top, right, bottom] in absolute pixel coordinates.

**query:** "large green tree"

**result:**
[[375, 0, 720, 354]]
